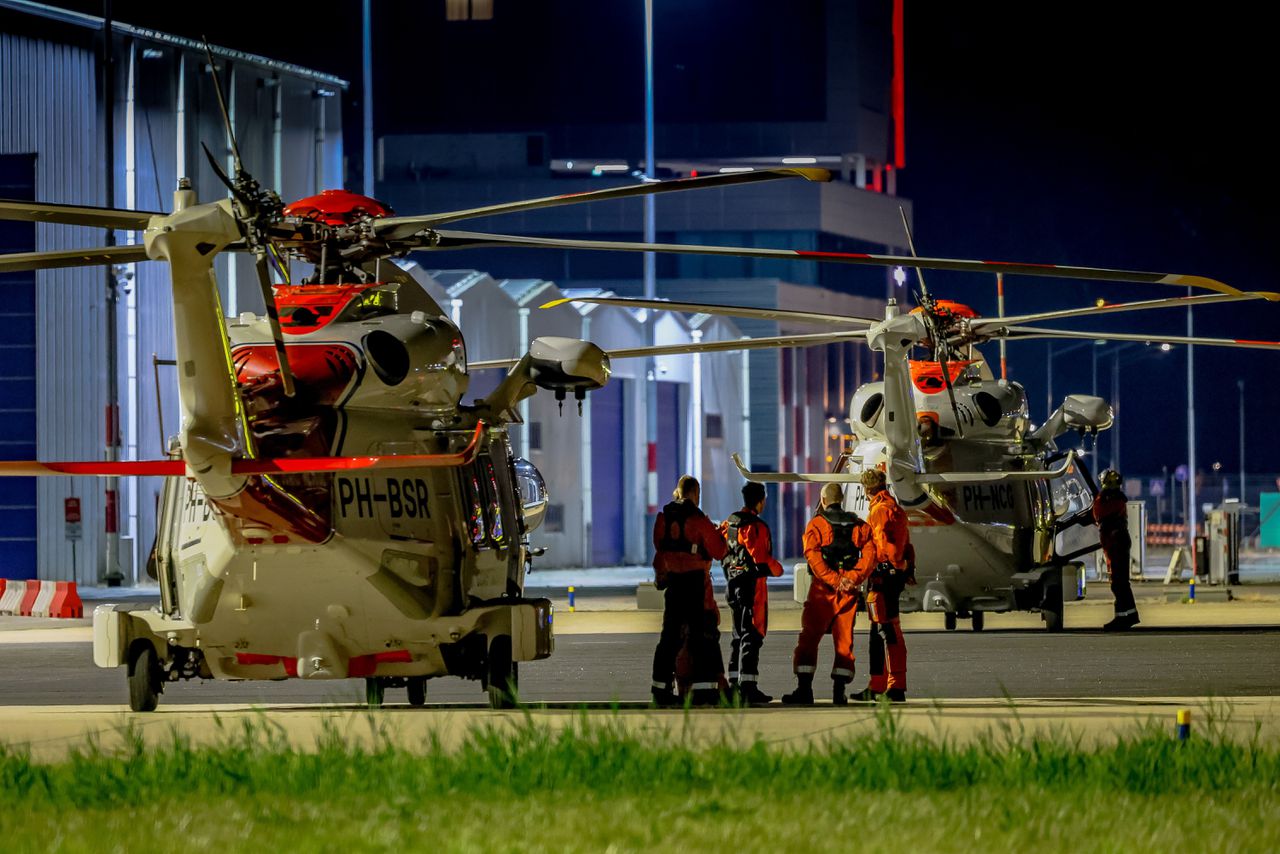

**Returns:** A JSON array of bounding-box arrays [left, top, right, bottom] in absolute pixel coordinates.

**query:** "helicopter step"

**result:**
[[93, 598, 553, 712]]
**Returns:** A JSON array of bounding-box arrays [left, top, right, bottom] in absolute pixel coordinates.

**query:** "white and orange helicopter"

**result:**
[[4, 58, 1278, 712], [554, 229, 1280, 631]]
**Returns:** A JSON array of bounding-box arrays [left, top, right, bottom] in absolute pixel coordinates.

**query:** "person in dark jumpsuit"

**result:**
[[1094, 469, 1140, 631]]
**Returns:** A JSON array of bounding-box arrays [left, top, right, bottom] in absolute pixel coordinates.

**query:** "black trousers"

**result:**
[[1105, 538, 1138, 616], [726, 574, 764, 682], [651, 572, 722, 689]]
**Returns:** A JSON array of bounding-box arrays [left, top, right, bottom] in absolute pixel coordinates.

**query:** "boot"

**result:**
[[691, 688, 723, 707], [832, 679, 849, 706], [651, 686, 681, 708], [850, 687, 879, 702], [1102, 612, 1140, 632], [739, 683, 773, 706], [781, 673, 814, 705], [884, 688, 906, 703]]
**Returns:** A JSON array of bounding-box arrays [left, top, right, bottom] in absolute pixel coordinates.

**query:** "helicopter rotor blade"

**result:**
[[372, 167, 832, 238], [0, 424, 486, 477], [467, 329, 867, 372], [421, 229, 1243, 295], [972, 291, 1279, 330], [0, 199, 159, 230], [540, 295, 878, 327], [202, 39, 244, 176], [0, 244, 150, 274], [982, 325, 1280, 351]]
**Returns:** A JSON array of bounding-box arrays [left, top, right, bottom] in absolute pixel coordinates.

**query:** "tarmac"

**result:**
[[3, 562, 1279, 760]]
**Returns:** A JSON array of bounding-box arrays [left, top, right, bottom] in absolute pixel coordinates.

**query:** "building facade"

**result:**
[[0, 0, 345, 582]]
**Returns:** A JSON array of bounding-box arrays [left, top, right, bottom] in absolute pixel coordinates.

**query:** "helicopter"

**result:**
[[6, 61, 1280, 712], [553, 259, 1280, 631]]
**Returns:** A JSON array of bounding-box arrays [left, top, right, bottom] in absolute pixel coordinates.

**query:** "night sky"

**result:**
[[39, 1, 1280, 478]]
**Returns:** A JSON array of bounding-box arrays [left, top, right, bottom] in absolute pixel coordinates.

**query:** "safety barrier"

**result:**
[[0, 580, 84, 618], [1146, 523, 1189, 546], [0, 579, 22, 615], [49, 582, 84, 618]]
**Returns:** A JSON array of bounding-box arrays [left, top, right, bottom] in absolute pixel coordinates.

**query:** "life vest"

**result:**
[[657, 500, 709, 559], [1095, 489, 1131, 543], [819, 505, 863, 571], [722, 510, 761, 580]]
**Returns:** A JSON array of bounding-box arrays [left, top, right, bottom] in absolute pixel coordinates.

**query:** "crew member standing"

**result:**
[[720, 481, 784, 705], [782, 483, 871, 706], [651, 475, 728, 706], [852, 469, 912, 703], [1095, 469, 1140, 631]]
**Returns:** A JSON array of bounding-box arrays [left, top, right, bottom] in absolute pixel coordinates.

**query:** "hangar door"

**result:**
[[590, 378, 627, 565], [0, 154, 36, 579]]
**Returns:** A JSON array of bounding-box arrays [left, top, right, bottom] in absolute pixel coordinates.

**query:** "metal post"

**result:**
[[740, 339, 751, 468], [1111, 349, 1120, 472], [102, 2, 124, 586], [642, 0, 659, 530], [518, 307, 530, 459], [1238, 379, 1245, 504], [1187, 296, 1197, 551], [362, 0, 374, 197], [581, 313, 593, 567], [1045, 342, 1053, 423], [996, 273, 1006, 380], [691, 329, 703, 483]]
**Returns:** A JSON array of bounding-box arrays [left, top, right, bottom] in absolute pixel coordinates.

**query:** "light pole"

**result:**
[[642, 0, 659, 533], [1238, 379, 1246, 504]]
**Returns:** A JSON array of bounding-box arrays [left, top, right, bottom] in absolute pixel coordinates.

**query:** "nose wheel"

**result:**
[[127, 643, 162, 712], [485, 635, 519, 709]]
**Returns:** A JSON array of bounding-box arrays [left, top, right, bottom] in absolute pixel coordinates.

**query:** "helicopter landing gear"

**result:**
[[1041, 576, 1065, 633], [971, 611, 985, 632], [944, 612, 957, 631], [365, 677, 385, 708], [485, 635, 519, 709], [407, 677, 427, 707], [127, 642, 162, 712]]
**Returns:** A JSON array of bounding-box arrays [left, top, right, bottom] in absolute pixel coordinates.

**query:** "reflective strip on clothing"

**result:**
[[795, 665, 816, 674], [651, 680, 671, 690], [831, 667, 855, 678], [690, 682, 718, 691], [1114, 608, 1138, 617], [739, 674, 758, 683]]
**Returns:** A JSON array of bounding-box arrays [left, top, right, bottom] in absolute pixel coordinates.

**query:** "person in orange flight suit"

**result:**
[[851, 468, 913, 703], [781, 482, 872, 706], [719, 481, 784, 705], [650, 475, 728, 707]]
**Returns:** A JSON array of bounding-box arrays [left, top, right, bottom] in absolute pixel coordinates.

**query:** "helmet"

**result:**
[[1100, 469, 1122, 491]]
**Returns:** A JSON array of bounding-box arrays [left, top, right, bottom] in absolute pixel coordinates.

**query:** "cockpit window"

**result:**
[[335, 286, 399, 322]]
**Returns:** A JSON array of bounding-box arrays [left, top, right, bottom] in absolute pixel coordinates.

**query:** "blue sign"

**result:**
[[1174, 465, 1189, 483], [1148, 478, 1165, 497]]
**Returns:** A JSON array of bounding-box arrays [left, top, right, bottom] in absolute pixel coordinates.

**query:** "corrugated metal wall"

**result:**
[[2, 24, 344, 585]]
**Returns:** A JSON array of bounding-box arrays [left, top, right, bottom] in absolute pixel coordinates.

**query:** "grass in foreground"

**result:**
[[1, 710, 1278, 852]]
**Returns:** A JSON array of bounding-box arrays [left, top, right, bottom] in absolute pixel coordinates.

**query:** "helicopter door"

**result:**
[[154, 472, 184, 616], [1049, 454, 1101, 560]]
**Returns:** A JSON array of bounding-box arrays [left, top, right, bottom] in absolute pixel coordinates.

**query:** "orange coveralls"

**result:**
[[793, 509, 872, 682], [862, 489, 911, 693], [719, 508, 784, 684]]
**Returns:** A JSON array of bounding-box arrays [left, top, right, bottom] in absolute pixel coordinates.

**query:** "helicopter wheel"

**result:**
[[407, 677, 427, 707], [943, 612, 957, 632], [127, 642, 162, 712], [486, 635, 519, 709], [1042, 578, 1065, 633], [365, 677, 386, 708], [971, 611, 985, 632]]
